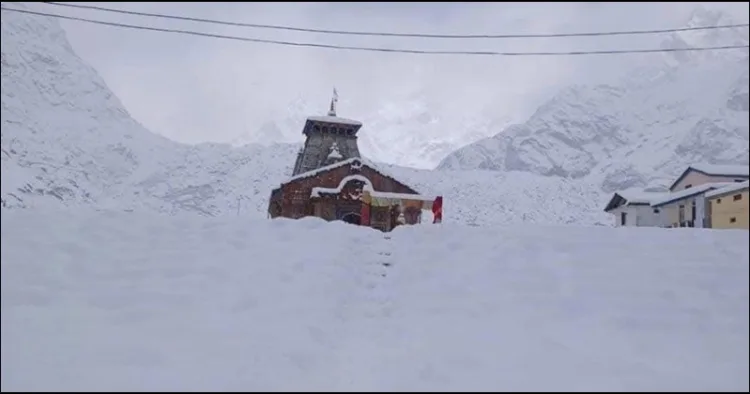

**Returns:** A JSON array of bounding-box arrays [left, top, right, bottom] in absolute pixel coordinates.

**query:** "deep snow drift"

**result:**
[[2, 211, 748, 391]]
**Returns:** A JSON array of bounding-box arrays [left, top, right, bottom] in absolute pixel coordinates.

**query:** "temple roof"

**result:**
[[305, 115, 363, 127]]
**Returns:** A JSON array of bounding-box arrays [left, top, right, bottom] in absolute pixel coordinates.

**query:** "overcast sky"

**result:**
[[36, 2, 750, 147]]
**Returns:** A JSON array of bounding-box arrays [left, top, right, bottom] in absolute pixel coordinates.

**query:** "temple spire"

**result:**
[[327, 87, 338, 117]]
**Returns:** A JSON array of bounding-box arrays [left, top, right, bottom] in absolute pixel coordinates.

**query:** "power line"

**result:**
[[2, 6, 749, 57], [41, 1, 750, 40]]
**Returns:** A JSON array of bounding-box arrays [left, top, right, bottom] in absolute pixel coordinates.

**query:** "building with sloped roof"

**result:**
[[267, 92, 442, 232]]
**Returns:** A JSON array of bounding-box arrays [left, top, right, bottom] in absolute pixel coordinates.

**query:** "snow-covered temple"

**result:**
[[267, 91, 443, 231]]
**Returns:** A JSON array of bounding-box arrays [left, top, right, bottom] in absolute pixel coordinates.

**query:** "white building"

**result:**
[[603, 190, 669, 227]]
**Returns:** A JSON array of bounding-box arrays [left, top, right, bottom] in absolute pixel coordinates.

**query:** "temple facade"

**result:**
[[267, 91, 442, 231]]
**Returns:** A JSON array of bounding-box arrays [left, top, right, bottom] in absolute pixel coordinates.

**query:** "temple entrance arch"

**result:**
[[341, 212, 362, 225]]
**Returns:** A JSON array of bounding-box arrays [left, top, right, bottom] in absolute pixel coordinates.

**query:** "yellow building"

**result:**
[[651, 183, 734, 228], [705, 181, 749, 230]]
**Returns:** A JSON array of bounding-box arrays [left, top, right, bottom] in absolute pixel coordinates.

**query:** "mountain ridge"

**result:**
[[2, 3, 610, 225], [437, 13, 749, 192]]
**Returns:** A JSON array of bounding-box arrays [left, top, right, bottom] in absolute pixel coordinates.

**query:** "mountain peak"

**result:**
[[658, 5, 749, 65], [437, 25, 750, 192]]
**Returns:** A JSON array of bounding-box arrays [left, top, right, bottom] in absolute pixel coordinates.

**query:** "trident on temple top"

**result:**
[[327, 87, 338, 117]]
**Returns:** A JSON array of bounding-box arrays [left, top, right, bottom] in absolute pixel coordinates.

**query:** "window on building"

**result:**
[[730, 217, 737, 223], [678, 205, 685, 223], [735, 179, 745, 183], [653, 208, 660, 214], [684, 184, 692, 189], [716, 198, 722, 204], [620, 212, 627, 225], [733, 194, 742, 201]]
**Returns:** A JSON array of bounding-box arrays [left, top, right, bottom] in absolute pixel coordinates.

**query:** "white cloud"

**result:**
[[44, 2, 749, 156]]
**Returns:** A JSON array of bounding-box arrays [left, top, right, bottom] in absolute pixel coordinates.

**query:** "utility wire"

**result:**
[[2, 6, 749, 57], [42, 1, 750, 39]]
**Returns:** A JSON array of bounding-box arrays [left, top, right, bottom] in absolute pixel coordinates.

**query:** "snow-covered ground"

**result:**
[[2, 210, 748, 391]]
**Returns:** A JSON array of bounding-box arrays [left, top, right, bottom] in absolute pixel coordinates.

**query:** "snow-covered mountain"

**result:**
[[438, 8, 750, 192], [1, 3, 610, 225], [0, 2, 298, 216], [230, 87, 515, 170]]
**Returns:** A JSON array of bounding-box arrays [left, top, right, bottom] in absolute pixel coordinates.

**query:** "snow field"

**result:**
[[1, 210, 748, 391]]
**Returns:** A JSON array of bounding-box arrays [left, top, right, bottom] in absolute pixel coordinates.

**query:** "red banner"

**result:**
[[360, 202, 371, 226], [432, 196, 443, 224]]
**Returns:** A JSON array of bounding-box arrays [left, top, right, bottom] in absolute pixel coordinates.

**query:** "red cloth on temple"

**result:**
[[360, 202, 371, 225], [432, 196, 443, 224]]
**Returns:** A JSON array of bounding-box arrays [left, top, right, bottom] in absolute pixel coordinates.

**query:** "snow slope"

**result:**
[[1, 3, 302, 216], [2, 210, 748, 391], [1, 4, 610, 225], [438, 8, 750, 193]]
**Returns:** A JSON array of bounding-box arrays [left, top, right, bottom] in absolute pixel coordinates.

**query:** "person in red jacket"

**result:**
[[432, 196, 443, 224]]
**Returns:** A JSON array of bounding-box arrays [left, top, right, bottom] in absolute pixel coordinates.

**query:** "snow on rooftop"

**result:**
[[1, 210, 748, 391], [307, 115, 363, 127], [618, 190, 668, 205], [368, 190, 434, 201], [311, 174, 373, 197], [689, 163, 749, 177], [603, 190, 667, 212], [309, 174, 432, 201], [651, 182, 735, 207], [286, 157, 413, 192], [311, 174, 434, 201], [705, 181, 750, 198], [287, 158, 362, 183]]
